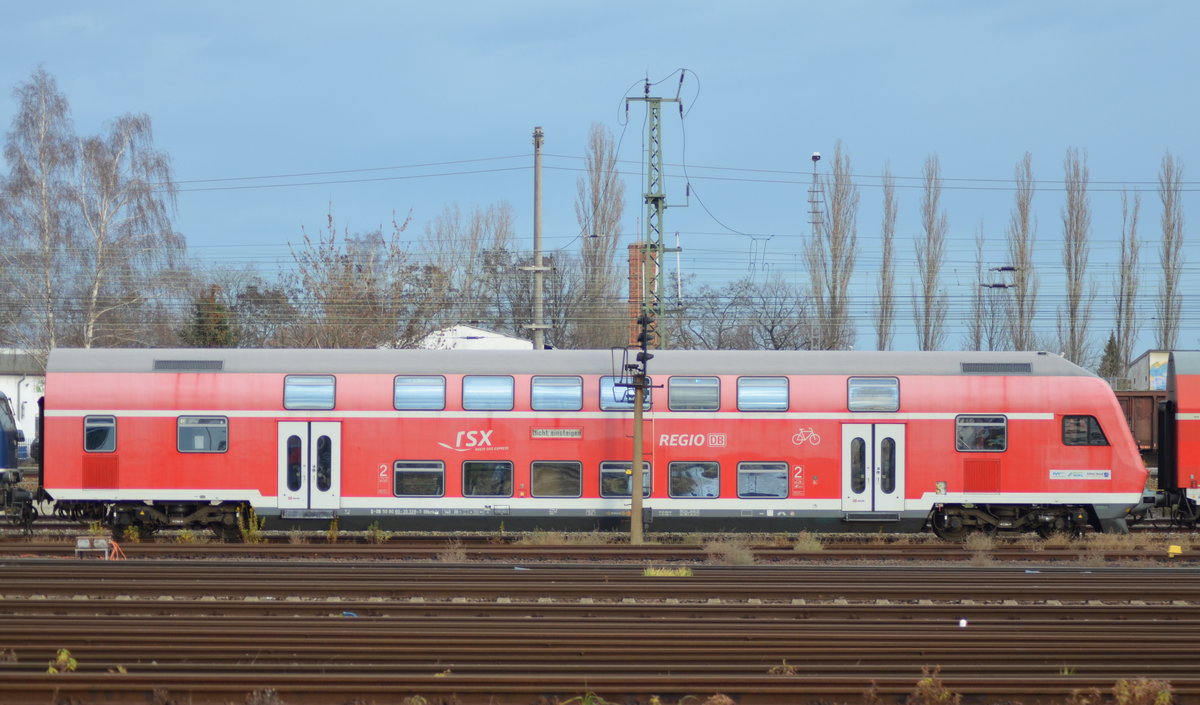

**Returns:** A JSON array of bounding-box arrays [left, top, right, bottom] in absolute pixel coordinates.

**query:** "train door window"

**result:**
[[284, 375, 335, 410], [285, 435, 302, 491], [394, 461, 445, 496], [177, 416, 228, 453], [850, 438, 866, 493], [955, 415, 1007, 452], [314, 434, 332, 492], [600, 461, 652, 497], [1063, 415, 1109, 446], [737, 462, 789, 498], [531, 461, 583, 497], [394, 376, 445, 410], [531, 376, 583, 411], [847, 377, 899, 412], [668, 462, 720, 498], [879, 438, 896, 493], [463, 376, 514, 411], [463, 461, 513, 496], [668, 377, 720, 411], [84, 415, 116, 452], [737, 377, 789, 411], [600, 375, 652, 410]]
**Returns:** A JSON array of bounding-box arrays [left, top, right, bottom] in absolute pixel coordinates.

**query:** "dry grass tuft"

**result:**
[[643, 566, 694, 577], [438, 539, 468, 563], [963, 532, 996, 552], [792, 531, 824, 552], [704, 539, 756, 566]]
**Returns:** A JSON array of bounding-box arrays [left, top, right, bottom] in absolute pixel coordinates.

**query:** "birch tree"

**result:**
[[70, 113, 186, 348], [1057, 147, 1093, 365], [0, 67, 76, 363], [913, 154, 947, 351], [1005, 153, 1038, 351], [1157, 152, 1184, 350]]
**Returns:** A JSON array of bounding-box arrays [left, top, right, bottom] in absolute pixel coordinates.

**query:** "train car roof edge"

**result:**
[[46, 348, 1095, 378]]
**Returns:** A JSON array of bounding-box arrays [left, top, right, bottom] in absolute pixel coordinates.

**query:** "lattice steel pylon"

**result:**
[[626, 78, 681, 348]]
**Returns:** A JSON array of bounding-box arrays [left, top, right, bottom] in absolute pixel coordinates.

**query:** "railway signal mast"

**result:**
[[624, 76, 683, 543]]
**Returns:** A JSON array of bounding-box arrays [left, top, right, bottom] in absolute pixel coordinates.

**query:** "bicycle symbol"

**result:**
[[791, 428, 821, 446]]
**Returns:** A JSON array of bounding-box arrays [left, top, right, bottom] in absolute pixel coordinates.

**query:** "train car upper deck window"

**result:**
[[1063, 415, 1109, 446], [737, 461, 789, 498], [393, 376, 446, 410], [847, 377, 900, 412], [284, 375, 335, 410], [463, 461, 513, 497], [737, 376, 789, 411], [177, 416, 228, 453], [462, 376, 514, 411], [599, 375, 652, 411], [956, 415, 1007, 452], [531, 461, 583, 497], [531, 376, 583, 411], [600, 461, 652, 497], [84, 415, 116, 453], [668, 377, 720, 411], [394, 461, 445, 497], [669, 461, 720, 498]]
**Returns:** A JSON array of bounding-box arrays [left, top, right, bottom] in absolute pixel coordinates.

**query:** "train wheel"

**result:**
[[931, 513, 969, 541], [210, 522, 241, 543]]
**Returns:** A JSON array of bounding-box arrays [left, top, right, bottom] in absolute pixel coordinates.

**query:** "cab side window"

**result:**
[[1063, 415, 1108, 446]]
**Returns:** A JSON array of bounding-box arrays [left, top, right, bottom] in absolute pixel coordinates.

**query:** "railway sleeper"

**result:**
[[930, 503, 1093, 540]]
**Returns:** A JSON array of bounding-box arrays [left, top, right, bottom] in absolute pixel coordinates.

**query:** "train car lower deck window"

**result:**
[[669, 462, 720, 498], [737, 462, 789, 498], [955, 415, 1007, 452], [84, 415, 116, 452], [1063, 415, 1109, 446], [600, 461, 652, 497], [531, 461, 582, 497], [463, 461, 513, 497], [394, 461, 445, 496], [177, 416, 228, 453]]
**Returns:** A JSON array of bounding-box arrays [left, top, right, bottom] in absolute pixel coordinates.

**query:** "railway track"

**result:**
[[1, 560, 1198, 704]]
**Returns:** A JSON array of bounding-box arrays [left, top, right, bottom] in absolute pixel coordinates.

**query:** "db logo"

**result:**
[[659, 433, 728, 447]]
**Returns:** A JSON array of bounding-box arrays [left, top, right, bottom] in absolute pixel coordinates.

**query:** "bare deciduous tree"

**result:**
[[1157, 152, 1184, 351], [285, 209, 437, 348], [680, 277, 813, 350], [967, 223, 1005, 351], [913, 154, 948, 351], [573, 123, 626, 348], [1113, 189, 1140, 386], [875, 165, 896, 351], [1057, 147, 1094, 365], [419, 202, 515, 329], [0, 67, 76, 364], [70, 114, 186, 348], [1005, 153, 1038, 351], [806, 141, 857, 350]]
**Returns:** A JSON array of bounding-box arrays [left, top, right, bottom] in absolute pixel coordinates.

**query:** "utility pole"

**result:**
[[628, 314, 653, 545], [524, 126, 549, 349]]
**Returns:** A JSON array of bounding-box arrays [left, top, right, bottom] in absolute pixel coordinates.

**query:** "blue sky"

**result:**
[[2, 1, 1196, 354]]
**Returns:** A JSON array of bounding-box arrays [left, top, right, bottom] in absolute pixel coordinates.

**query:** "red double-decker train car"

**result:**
[[38, 347, 1148, 539], [1154, 351, 1200, 524]]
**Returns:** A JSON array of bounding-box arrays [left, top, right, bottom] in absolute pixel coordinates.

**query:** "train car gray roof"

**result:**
[[48, 348, 1095, 378]]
